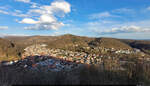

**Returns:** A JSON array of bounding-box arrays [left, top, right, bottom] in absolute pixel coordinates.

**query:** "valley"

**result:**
[[0, 34, 150, 85]]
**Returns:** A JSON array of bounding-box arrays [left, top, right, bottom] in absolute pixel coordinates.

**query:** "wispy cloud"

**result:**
[[112, 8, 135, 14], [0, 33, 29, 37], [89, 8, 136, 20], [89, 11, 120, 19], [0, 10, 9, 14], [90, 12, 111, 18], [0, 9, 30, 17], [12, 9, 30, 17], [0, 26, 8, 30], [30, 2, 39, 8], [147, 6, 150, 11], [15, 0, 30, 3], [86, 19, 150, 35], [0, 6, 8, 10], [89, 11, 116, 19], [95, 25, 150, 35]]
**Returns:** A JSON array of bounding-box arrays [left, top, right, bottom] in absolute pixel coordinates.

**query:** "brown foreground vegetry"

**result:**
[[0, 61, 150, 86]]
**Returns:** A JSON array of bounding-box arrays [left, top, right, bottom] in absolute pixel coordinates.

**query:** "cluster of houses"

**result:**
[[48, 48, 103, 64], [92, 47, 142, 54], [22, 44, 50, 58], [0, 43, 149, 72], [35, 58, 81, 71], [22, 44, 147, 65], [22, 44, 104, 65], [114, 48, 142, 54], [0, 55, 82, 72]]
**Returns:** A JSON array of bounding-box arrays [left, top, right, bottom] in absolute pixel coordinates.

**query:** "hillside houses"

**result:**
[[1, 43, 149, 72], [22, 44, 104, 65], [22, 44, 147, 66], [6, 43, 145, 71]]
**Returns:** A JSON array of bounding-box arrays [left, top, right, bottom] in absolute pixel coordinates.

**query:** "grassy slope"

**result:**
[[0, 38, 21, 61]]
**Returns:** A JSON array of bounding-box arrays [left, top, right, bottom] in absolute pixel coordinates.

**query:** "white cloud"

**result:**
[[51, 1, 71, 14], [0, 6, 7, 10], [20, 15, 64, 30], [0, 26, 8, 30], [0, 5, 11, 10], [147, 6, 150, 11], [24, 22, 64, 30], [147, 6, 150, 10], [12, 10, 30, 17], [30, 2, 38, 8], [19, 0, 71, 30], [12, 13, 29, 17], [19, 18, 38, 24], [94, 25, 150, 35], [39, 15, 56, 23], [0, 10, 9, 14], [89, 12, 111, 19], [0, 9, 30, 17], [112, 8, 135, 14], [89, 11, 120, 19], [0, 0, 71, 30], [85, 18, 150, 36], [28, 1, 71, 16], [15, 0, 30, 3], [86, 7, 150, 35], [89, 8, 135, 20], [0, 33, 29, 37]]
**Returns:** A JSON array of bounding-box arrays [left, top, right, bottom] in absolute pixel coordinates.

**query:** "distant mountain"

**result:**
[[5, 34, 94, 51], [3, 34, 150, 58]]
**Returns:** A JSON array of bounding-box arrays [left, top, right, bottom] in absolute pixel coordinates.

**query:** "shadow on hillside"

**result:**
[[0, 55, 150, 86]]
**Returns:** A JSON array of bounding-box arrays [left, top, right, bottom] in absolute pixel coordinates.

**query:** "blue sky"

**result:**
[[0, 0, 150, 39]]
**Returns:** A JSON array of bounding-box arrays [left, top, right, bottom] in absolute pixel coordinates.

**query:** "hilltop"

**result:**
[[89, 37, 132, 50], [1, 34, 150, 61], [5, 34, 94, 52], [4, 34, 133, 50]]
